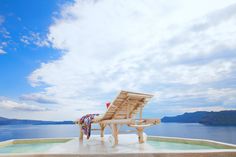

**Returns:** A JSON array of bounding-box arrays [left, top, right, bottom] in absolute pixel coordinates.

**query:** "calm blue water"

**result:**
[[0, 123, 236, 144]]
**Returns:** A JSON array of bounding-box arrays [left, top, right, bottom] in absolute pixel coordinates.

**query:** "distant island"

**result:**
[[2, 110, 236, 126], [161, 110, 236, 126], [0, 117, 74, 125]]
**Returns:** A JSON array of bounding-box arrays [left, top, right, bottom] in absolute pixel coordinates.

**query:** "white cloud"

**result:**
[[155, 88, 236, 105], [157, 60, 236, 85], [0, 15, 10, 54], [20, 36, 30, 45], [0, 42, 7, 55], [0, 98, 48, 112], [22, 0, 236, 119], [0, 15, 4, 25], [177, 106, 233, 113], [0, 49, 6, 54], [20, 32, 50, 47], [207, 88, 236, 105]]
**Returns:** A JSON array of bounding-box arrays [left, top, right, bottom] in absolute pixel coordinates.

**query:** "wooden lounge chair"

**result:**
[[78, 90, 160, 145]]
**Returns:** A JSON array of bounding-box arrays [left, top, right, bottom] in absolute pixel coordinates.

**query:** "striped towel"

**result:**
[[79, 114, 99, 139]]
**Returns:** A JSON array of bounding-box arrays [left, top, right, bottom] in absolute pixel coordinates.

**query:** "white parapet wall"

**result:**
[[148, 136, 236, 149], [0, 135, 236, 157]]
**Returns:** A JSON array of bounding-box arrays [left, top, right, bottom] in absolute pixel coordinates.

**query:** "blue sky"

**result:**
[[0, 0, 62, 97], [0, 0, 236, 120]]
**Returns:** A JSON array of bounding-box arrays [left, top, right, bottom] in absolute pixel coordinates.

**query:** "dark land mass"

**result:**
[[0, 117, 73, 125], [161, 110, 236, 126]]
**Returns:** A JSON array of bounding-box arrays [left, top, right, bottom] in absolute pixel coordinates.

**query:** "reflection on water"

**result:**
[[0, 123, 236, 144]]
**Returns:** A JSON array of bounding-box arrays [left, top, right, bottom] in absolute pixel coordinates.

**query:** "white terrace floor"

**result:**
[[47, 134, 156, 154]]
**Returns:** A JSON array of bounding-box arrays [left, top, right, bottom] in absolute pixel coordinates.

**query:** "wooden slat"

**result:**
[[112, 95, 129, 119], [99, 119, 132, 124], [129, 99, 145, 118], [97, 91, 154, 121]]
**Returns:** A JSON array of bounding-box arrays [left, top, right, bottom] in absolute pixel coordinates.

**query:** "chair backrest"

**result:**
[[101, 91, 153, 120]]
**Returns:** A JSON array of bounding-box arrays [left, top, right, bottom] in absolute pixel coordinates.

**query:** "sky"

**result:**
[[0, 0, 236, 121]]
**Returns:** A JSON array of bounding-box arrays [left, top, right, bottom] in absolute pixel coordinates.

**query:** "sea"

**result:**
[[0, 123, 236, 144]]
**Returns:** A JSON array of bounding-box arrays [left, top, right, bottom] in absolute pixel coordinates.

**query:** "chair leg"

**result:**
[[137, 127, 144, 143], [112, 124, 119, 145], [100, 123, 106, 138], [79, 124, 83, 141]]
